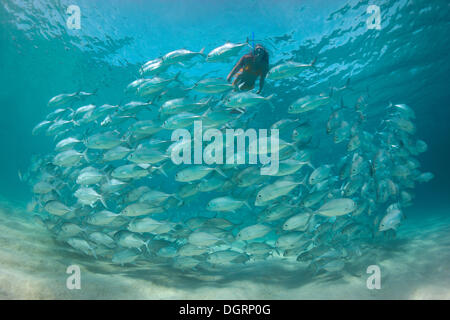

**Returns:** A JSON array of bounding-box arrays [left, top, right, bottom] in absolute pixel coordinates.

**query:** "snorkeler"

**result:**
[[227, 44, 269, 94]]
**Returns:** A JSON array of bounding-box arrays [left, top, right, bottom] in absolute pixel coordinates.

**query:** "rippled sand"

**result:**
[[0, 199, 449, 299]]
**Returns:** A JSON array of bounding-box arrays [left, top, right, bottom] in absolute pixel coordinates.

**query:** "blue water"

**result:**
[[0, 0, 449, 299], [1, 0, 449, 207]]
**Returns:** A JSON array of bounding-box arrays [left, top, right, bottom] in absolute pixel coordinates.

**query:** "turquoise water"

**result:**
[[0, 0, 449, 299]]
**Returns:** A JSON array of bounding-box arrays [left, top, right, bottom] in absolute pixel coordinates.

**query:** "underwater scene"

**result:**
[[0, 0, 449, 300]]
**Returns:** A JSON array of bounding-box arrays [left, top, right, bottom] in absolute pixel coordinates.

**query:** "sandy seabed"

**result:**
[[0, 198, 449, 300]]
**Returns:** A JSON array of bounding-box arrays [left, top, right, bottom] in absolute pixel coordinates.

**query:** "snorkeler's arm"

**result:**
[[227, 56, 246, 82], [257, 69, 268, 94]]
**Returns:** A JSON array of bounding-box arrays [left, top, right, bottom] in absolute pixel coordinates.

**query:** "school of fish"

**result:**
[[21, 40, 433, 275]]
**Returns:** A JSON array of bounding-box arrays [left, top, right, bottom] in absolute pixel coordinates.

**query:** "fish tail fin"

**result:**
[[150, 94, 161, 106], [145, 240, 151, 254], [54, 188, 62, 198], [214, 167, 227, 178], [299, 174, 308, 186], [274, 247, 281, 257], [344, 77, 353, 91], [91, 248, 98, 260], [82, 149, 90, 163], [265, 93, 275, 100], [289, 141, 301, 154], [155, 162, 168, 178], [243, 200, 252, 210], [387, 101, 394, 110], [205, 96, 213, 105], [339, 182, 346, 197], [173, 71, 182, 84], [172, 194, 184, 206], [328, 87, 334, 99], [307, 161, 316, 170], [199, 48, 205, 56], [309, 57, 318, 72], [100, 196, 108, 209], [265, 94, 276, 111], [311, 261, 321, 275], [202, 106, 213, 118]]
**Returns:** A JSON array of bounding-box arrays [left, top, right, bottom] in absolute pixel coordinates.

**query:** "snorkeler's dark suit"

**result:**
[[227, 45, 269, 94]]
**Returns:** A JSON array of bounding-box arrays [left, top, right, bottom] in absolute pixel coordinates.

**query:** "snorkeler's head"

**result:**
[[254, 44, 268, 62], [254, 44, 264, 55]]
